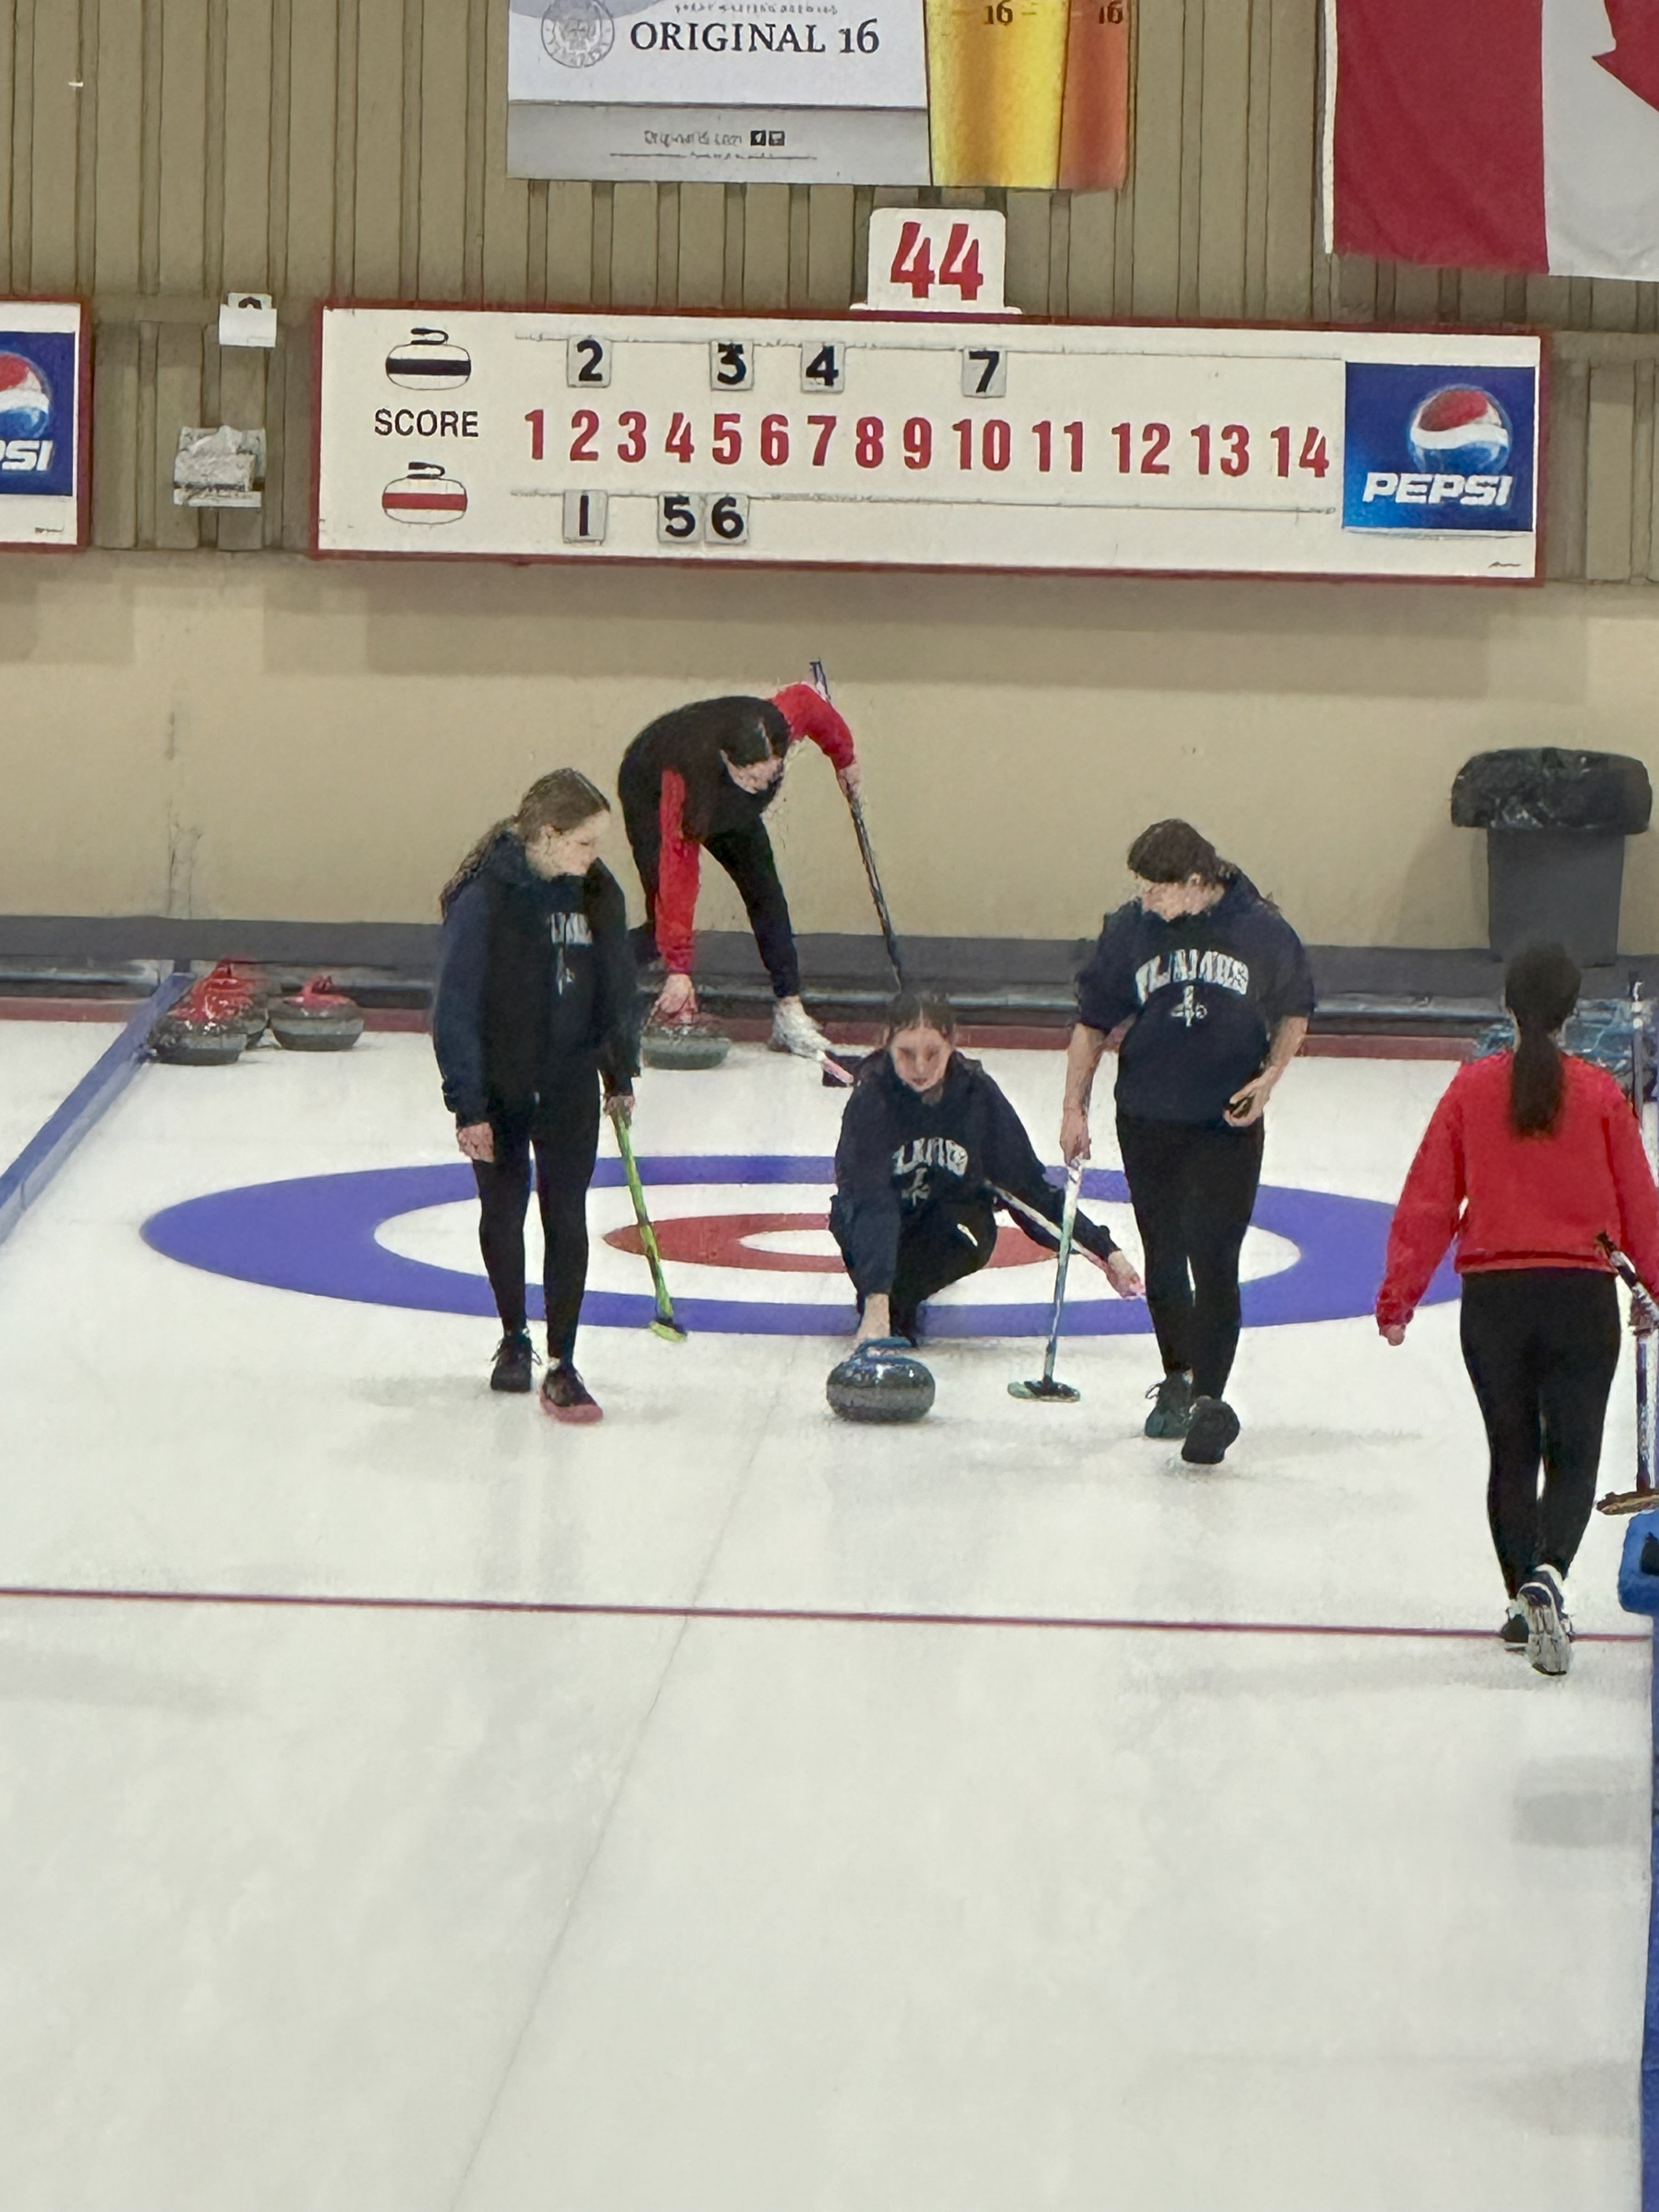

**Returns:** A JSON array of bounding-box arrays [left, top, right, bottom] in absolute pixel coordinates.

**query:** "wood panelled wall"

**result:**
[[3, 0, 1656, 578]]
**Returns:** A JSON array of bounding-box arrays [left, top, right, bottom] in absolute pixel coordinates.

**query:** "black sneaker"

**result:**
[[540, 1362, 603, 1425], [490, 1331, 536, 1393], [889, 1302, 922, 1349], [1500, 1604, 1529, 1652], [1181, 1396, 1240, 1465], [1144, 1371, 1194, 1439]]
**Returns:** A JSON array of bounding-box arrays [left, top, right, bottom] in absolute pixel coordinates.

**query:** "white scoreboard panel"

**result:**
[[315, 309, 1543, 582]]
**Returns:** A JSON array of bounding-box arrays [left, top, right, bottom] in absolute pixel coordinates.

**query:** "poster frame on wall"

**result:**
[[0, 298, 91, 553], [309, 298, 1549, 589]]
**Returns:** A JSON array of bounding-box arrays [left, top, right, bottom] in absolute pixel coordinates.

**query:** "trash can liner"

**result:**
[[1451, 749, 1652, 835]]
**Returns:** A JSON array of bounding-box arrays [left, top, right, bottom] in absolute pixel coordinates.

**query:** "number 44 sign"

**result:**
[[860, 207, 1013, 315]]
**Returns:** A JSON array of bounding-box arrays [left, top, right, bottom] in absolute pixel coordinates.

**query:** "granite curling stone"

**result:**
[[150, 968, 251, 1066], [640, 1013, 731, 1071], [826, 1338, 936, 1424], [268, 975, 365, 1052]]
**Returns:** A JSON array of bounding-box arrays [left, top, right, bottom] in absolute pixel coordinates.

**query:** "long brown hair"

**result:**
[[1504, 942, 1580, 1136], [441, 769, 610, 913]]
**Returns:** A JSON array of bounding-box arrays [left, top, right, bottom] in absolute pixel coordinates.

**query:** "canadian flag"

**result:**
[[1324, 0, 1659, 280]]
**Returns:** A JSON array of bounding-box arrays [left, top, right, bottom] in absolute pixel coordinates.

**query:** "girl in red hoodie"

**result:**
[[617, 682, 858, 1059], [1377, 944, 1659, 1674]]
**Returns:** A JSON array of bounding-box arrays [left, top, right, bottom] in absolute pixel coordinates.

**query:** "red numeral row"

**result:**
[[527, 410, 1086, 472], [1109, 422, 1331, 479]]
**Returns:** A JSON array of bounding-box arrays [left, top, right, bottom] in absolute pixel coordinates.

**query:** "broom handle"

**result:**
[[608, 1104, 676, 1321], [1040, 1163, 1084, 1384], [810, 658, 904, 989]]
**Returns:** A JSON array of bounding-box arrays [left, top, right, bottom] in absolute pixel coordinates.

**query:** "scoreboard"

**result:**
[[315, 308, 1543, 582]]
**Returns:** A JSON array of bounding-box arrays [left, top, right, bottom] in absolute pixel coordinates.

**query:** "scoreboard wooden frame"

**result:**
[[312, 303, 1544, 584]]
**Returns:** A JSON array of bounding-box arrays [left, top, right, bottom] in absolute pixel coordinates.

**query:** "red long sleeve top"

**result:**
[[1376, 1051, 1659, 1330], [654, 685, 855, 973]]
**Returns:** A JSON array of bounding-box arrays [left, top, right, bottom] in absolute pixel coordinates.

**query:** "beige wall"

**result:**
[[3, 549, 1658, 951]]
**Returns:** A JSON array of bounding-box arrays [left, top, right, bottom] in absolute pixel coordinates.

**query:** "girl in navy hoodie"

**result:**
[[1061, 820, 1314, 1466], [433, 770, 638, 1422], [834, 992, 1142, 1346]]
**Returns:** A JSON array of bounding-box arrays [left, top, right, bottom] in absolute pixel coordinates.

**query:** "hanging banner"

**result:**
[[0, 301, 87, 550], [505, 0, 1131, 187], [314, 306, 1542, 582]]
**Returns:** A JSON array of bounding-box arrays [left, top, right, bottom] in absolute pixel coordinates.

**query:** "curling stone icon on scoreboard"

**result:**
[[383, 328, 472, 391], [382, 461, 468, 525]]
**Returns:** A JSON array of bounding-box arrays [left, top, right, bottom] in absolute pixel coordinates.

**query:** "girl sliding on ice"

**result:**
[[833, 992, 1142, 1347]]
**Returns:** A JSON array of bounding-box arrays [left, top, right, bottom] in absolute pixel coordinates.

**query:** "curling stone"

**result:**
[[826, 1338, 935, 1424], [150, 1010, 246, 1066], [268, 975, 365, 1052], [641, 1014, 731, 1071], [149, 969, 250, 1065], [199, 960, 269, 1049]]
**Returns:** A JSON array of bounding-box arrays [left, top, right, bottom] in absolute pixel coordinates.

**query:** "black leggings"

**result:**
[[472, 1076, 602, 1362], [829, 1195, 997, 1336], [1459, 1269, 1621, 1596], [1116, 1112, 1265, 1401], [621, 780, 800, 1000]]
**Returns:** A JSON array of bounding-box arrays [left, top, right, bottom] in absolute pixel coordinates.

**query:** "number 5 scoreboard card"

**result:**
[[314, 308, 1543, 582]]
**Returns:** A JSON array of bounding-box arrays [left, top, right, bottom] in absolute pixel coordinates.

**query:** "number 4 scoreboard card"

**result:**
[[314, 308, 1543, 582]]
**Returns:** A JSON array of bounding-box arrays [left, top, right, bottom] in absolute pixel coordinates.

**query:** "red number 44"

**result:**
[[890, 219, 984, 303]]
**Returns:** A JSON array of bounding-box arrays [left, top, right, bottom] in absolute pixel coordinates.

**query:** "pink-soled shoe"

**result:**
[[539, 1363, 602, 1425]]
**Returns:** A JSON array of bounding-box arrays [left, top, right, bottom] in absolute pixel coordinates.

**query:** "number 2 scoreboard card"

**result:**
[[315, 308, 1542, 582]]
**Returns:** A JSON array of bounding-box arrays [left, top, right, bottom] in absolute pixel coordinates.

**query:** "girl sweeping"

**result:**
[[1377, 944, 1659, 1674], [833, 992, 1143, 1347], [433, 770, 639, 1423], [618, 681, 860, 1058]]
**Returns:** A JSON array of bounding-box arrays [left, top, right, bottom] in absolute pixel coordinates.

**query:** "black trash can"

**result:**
[[1451, 748, 1652, 967]]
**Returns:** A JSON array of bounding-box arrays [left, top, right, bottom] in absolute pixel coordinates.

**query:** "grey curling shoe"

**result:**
[[1144, 1371, 1194, 1439]]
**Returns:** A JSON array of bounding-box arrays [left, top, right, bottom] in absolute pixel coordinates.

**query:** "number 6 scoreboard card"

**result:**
[[314, 308, 1543, 582]]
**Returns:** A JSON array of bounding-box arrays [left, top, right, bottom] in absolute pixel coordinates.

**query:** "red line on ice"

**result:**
[[0, 1584, 1643, 1643]]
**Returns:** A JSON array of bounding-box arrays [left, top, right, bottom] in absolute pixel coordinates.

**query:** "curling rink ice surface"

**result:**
[[0, 1022, 1650, 2212]]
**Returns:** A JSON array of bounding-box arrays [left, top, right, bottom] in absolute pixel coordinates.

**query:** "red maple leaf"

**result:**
[[1596, 0, 1659, 114]]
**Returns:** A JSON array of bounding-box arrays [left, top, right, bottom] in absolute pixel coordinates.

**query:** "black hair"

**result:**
[[881, 990, 958, 1044], [1126, 819, 1237, 887], [1504, 942, 1580, 1136]]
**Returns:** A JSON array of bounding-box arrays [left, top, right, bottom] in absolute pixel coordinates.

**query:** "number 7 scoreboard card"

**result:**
[[315, 308, 1543, 582]]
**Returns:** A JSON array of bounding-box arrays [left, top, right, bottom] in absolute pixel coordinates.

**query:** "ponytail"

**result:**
[[1504, 943, 1580, 1137], [441, 768, 610, 914]]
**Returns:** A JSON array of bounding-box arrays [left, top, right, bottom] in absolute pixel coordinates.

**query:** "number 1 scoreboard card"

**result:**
[[315, 308, 1543, 582]]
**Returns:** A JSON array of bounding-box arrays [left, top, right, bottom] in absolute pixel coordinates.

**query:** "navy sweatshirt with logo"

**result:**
[[1076, 877, 1315, 1126], [432, 833, 639, 1127], [834, 1051, 1119, 1294]]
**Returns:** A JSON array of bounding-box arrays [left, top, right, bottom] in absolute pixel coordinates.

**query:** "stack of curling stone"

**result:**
[[202, 960, 270, 1049], [268, 975, 365, 1052], [826, 1336, 936, 1424], [640, 1012, 730, 1071], [150, 966, 256, 1066]]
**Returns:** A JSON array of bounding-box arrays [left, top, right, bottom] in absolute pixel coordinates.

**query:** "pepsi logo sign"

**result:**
[[1407, 387, 1512, 476], [0, 352, 52, 439], [1343, 359, 1536, 536]]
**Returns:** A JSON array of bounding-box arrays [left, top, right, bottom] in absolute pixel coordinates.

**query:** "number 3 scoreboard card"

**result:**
[[315, 308, 1543, 582]]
